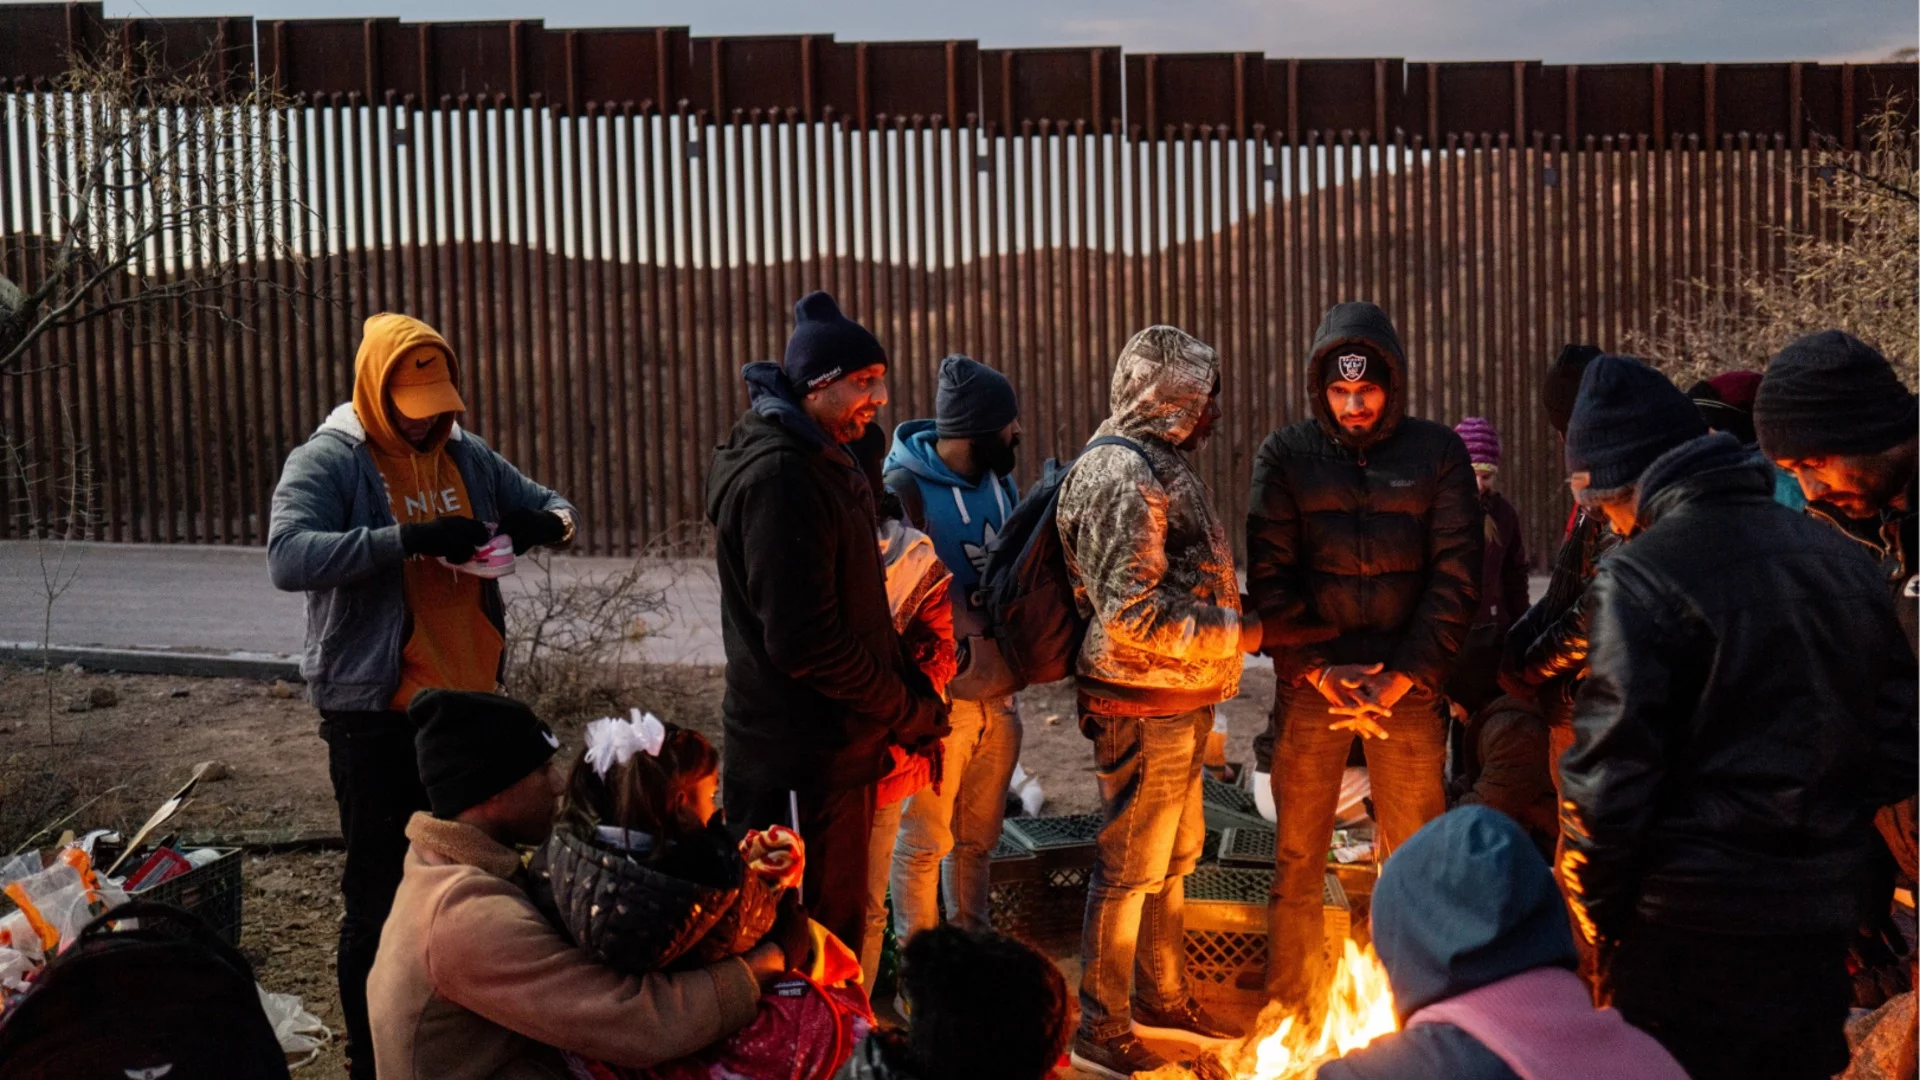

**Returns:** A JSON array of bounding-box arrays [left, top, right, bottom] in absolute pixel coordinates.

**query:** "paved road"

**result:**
[[0, 541, 726, 666], [1, 540, 1548, 671]]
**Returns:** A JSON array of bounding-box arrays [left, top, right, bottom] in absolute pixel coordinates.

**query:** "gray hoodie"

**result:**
[[266, 403, 575, 712]]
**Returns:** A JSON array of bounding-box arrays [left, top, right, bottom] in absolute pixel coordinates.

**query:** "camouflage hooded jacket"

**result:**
[[1057, 326, 1244, 715]]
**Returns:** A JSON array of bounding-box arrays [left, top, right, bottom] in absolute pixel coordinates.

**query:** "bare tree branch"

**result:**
[[0, 39, 325, 375]]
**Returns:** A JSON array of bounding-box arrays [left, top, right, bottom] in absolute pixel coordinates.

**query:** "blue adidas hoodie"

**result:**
[[882, 419, 1019, 610]]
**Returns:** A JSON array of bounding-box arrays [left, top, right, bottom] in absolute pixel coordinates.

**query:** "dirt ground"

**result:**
[[0, 661, 1282, 1077]]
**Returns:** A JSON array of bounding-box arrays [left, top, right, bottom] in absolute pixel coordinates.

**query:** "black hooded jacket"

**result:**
[[1560, 435, 1918, 944], [1247, 302, 1482, 694], [705, 363, 945, 793]]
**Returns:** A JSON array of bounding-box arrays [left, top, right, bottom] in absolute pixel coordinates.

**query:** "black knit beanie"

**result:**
[[1754, 330, 1917, 461], [411, 690, 559, 820], [1565, 355, 1708, 490], [1543, 344, 1603, 435], [784, 291, 888, 393], [935, 355, 1019, 439], [1320, 343, 1389, 389]]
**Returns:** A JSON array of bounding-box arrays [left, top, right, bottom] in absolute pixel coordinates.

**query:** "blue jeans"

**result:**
[[891, 697, 1023, 942], [1263, 683, 1447, 1006], [1078, 706, 1212, 1041]]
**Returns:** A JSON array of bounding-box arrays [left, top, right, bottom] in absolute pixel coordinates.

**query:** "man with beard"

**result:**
[[1756, 330, 1919, 1022], [1247, 301, 1481, 1017], [706, 291, 948, 952], [1058, 327, 1265, 1077], [879, 355, 1026, 953]]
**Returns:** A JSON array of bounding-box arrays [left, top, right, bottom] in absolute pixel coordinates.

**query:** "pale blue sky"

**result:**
[[95, 0, 1917, 64]]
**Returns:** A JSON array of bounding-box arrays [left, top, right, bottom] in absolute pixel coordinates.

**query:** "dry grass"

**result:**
[[1631, 101, 1918, 388]]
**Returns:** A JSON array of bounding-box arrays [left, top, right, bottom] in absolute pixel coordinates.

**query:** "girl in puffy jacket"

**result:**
[[545, 712, 873, 1080], [548, 713, 804, 978]]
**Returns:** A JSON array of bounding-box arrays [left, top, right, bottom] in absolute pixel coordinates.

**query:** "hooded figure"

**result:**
[[705, 349, 947, 955], [1245, 301, 1480, 1014], [1318, 806, 1689, 1080], [1056, 326, 1256, 1078], [1057, 325, 1248, 710], [267, 313, 576, 1080]]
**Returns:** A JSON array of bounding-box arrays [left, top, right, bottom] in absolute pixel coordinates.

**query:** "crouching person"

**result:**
[[1318, 806, 1688, 1080], [837, 924, 1072, 1080], [368, 690, 796, 1080]]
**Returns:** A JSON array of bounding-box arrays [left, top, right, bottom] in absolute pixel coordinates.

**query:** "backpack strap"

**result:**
[[883, 466, 928, 532], [1077, 435, 1153, 477]]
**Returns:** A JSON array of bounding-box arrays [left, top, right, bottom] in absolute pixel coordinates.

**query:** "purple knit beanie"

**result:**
[[1455, 417, 1502, 467]]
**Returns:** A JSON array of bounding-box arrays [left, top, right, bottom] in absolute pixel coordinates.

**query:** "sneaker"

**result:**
[[1131, 996, 1245, 1049], [1069, 1031, 1174, 1079]]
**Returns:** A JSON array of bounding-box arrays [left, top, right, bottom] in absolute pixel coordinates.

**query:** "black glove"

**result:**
[[769, 891, 813, 972], [499, 508, 568, 555], [894, 694, 951, 754], [401, 516, 491, 564]]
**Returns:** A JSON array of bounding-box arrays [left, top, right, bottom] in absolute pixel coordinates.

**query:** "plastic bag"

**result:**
[[257, 985, 332, 1067], [0, 946, 34, 993], [0, 911, 44, 965], [2, 862, 129, 954], [0, 853, 41, 891]]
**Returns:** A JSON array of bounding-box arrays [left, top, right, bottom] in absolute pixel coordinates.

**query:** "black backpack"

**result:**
[[946, 435, 1150, 701], [0, 900, 291, 1080]]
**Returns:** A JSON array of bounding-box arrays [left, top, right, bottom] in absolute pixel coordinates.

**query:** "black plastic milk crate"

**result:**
[[989, 814, 1100, 948], [1183, 864, 1348, 1003], [1201, 774, 1271, 834], [128, 848, 245, 947]]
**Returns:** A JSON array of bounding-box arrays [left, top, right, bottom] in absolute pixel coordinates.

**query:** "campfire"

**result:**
[[1230, 938, 1396, 1079], [1140, 937, 1396, 1080]]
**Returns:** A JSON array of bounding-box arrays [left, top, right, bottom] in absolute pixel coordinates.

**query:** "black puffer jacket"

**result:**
[[706, 363, 946, 792], [1247, 302, 1482, 694], [1499, 508, 1620, 726], [544, 824, 781, 974], [1560, 434, 1919, 944]]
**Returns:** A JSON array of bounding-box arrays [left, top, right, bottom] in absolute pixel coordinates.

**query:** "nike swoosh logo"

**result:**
[[542, 731, 560, 749], [415, 357, 433, 369]]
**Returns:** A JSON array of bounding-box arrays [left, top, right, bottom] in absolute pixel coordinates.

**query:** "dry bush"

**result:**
[[1630, 101, 1918, 388], [502, 553, 667, 726]]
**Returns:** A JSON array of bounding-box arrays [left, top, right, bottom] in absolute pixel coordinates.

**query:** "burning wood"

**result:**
[[1137, 938, 1397, 1080]]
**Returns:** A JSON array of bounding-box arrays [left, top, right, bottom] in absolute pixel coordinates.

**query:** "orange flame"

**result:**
[[1231, 938, 1398, 1080]]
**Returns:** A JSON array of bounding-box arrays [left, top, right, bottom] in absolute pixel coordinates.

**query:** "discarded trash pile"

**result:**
[[0, 766, 331, 1068]]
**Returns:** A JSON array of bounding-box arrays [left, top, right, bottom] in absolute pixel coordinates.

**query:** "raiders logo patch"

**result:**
[[1337, 353, 1368, 382]]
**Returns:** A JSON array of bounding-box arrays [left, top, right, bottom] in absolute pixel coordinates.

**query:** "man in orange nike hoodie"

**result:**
[[268, 313, 577, 1080]]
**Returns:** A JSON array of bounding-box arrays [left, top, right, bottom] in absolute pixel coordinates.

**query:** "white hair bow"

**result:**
[[583, 708, 668, 778]]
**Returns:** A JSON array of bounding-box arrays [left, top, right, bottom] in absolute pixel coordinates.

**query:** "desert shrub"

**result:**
[[1630, 100, 1917, 388]]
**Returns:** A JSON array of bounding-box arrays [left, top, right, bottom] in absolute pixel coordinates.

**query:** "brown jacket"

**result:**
[[367, 813, 761, 1080]]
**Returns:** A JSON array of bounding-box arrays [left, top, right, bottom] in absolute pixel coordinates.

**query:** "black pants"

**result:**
[[1603, 921, 1853, 1080], [319, 710, 431, 1080], [723, 772, 876, 954]]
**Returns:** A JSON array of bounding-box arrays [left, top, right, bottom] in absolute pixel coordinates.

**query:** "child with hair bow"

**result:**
[[545, 709, 874, 1080]]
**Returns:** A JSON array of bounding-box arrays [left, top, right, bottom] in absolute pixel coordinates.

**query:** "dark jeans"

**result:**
[[319, 710, 430, 1080], [724, 773, 876, 954], [1077, 706, 1211, 1041], [1263, 683, 1446, 1006], [1602, 922, 1853, 1080]]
